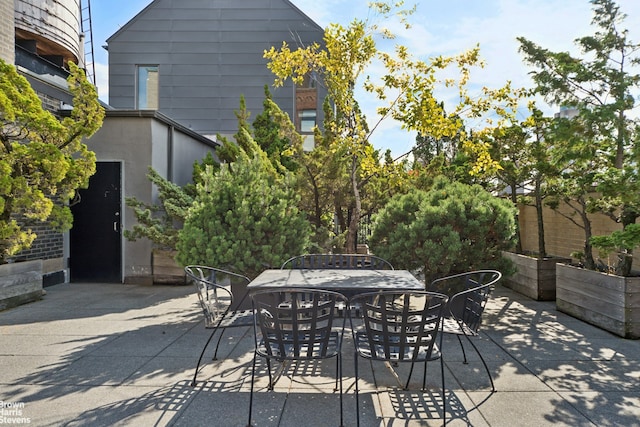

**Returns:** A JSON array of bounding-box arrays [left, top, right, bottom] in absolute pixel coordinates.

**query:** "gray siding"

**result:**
[[107, 0, 326, 137]]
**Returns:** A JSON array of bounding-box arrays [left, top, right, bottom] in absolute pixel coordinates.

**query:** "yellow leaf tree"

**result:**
[[265, 2, 524, 252]]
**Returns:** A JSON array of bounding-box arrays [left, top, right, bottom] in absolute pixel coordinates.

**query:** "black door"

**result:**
[[70, 162, 122, 282]]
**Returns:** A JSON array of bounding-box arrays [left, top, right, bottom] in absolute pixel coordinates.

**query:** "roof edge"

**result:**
[[283, 0, 325, 33], [104, 110, 220, 147]]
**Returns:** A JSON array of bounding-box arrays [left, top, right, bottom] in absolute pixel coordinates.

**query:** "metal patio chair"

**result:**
[[247, 288, 349, 427], [427, 270, 502, 391], [281, 253, 394, 270], [185, 265, 254, 387], [349, 290, 449, 426]]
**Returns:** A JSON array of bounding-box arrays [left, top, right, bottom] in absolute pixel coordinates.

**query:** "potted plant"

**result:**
[[0, 60, 103, 309], [519, 0, 640, 338], [554, 225, 640, 339]]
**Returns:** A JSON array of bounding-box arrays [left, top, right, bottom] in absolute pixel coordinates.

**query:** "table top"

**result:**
[[247, 269, 424, 293]]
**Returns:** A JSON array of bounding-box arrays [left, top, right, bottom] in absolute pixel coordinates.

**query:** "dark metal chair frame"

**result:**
[[247, 288, 349, 427], [349, 290, 449, 427], [281, 253, 394, 270], [185, 265, 253, 387], [427, 270, 502, 392]]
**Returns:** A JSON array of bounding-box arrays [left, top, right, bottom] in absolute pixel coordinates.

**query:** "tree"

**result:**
[[518, 0, 640, 275], [0, 60, 104, 263], [123, 167, 196, 250], [265, 3, 525, 252], [485, 104, 559, 257], [125, 88, 300, 255], [265, 17, 381, 253], [485, 124, 531, 254], [369, 176, 517, 283], [253, 85, 298, 172], [176, 152, 311, 278]]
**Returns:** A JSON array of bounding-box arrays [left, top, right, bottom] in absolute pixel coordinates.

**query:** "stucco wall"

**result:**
[[82, 110, 217, 284]]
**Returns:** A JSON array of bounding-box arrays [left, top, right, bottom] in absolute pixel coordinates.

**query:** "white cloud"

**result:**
[[94, 62, 109, 104]]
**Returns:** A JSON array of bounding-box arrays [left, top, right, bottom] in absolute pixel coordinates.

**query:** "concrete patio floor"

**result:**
[[1, 281, 639, 426]]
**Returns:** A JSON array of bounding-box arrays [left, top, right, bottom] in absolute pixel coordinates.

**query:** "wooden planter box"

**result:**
[[502, 252, 570, 300], [152, 250, 186, 285], [0, 260, 43, 311], [556, 263, 640, 339]]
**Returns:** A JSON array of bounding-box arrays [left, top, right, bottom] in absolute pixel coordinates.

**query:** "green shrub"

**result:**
[[369, 176, 517, 282], [176, 154, 310, 278]]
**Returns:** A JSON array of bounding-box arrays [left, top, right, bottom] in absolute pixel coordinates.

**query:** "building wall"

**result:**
[[83, 110, 218, 284], [5, 0, 83, 286], [107, 0, 326, 140], [0, 0, 13, 62], [518, 201, 640, 269]]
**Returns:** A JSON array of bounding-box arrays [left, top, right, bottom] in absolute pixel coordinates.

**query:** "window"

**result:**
[[300, 72, 317, 88], [298, 109, 316, 133], [136, 65, 159, 109]]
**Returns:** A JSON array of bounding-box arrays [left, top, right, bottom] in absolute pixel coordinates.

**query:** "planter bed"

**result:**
[[0, 260, 43, 311], [502, 252, 570, 301], [152, 250, 186, 285], [556, 263, 640, 339]]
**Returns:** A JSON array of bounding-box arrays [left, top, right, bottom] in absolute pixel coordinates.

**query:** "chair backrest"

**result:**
[[349, 291, 448, 362], [250, 288, 348, 360], [427, 270, 501, 333], [281, 253, 394, 270], [185, 265, 251, 327]]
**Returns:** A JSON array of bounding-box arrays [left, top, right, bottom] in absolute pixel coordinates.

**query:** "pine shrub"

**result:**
[[369, 176, 517, 282]]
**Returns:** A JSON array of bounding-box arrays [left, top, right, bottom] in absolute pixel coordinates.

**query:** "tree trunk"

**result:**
[[579, 201, 595, 270], [509, 179, 523, 254], [345, 155, 360, 254], [534, 174, 546, 258], [616, 207, 639, 276], [306, 166, 322, 230]]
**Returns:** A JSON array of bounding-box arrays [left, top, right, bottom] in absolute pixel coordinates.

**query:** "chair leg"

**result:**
[[266, 358, 274, 390], [440, 355, 446, 426], [354, 351, 360, 427], [334, 353, 339, 391], [191, 327, 219, 386], [406, 362, 415, 390], [212, 327, 228, 360], [422, 359, 428, 390], [247, 352, 257, 427], [338, 354, 344, 427], [463, 333, 495, 392], [457, 334, 468, 364]]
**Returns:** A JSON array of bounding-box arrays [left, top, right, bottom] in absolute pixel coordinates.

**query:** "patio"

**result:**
[[0, 281, 639, 426]]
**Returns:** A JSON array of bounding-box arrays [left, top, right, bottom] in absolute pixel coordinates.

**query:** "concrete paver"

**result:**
[[1, 282, 639, 426]]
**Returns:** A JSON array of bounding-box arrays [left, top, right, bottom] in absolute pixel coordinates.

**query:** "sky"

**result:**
[[88, 0, 640, 158]]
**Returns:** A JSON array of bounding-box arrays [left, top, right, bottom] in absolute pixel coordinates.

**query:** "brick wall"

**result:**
[[13, 224, 64, 261]]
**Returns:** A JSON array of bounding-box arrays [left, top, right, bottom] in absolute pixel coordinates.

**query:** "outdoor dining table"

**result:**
[[247, 268, 425, 297]]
